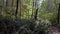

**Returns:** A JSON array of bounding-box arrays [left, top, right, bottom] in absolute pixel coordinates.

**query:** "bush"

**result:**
[[0, 15, 51, 34], [32, 19, 51, 34]]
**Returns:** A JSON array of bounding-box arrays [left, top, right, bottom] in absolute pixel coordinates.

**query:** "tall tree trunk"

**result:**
[[58, 3, 60, 23], [15, 0, 19, 18], [20, 0, 22, 19], [5, 0, 8, 14], [34, 0, 38, 20], [6, 0, 8, 6], [12, 0, 14, 6], [34, 8, 38, 20], [2, 0, 6, 15]]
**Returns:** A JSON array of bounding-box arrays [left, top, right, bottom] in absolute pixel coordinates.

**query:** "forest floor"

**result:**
[[50, 26, 60, 34]]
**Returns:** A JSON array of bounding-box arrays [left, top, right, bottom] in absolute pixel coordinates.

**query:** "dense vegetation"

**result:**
[[0, 0, 60, 34]]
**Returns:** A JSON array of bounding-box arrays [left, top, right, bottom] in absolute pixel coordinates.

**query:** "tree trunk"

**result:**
[[15, 0, 19, 18], [12, 0, 14, 6], [6, 0, 8, 6], [58, 3, 60, 23], [34, 8, 38, 20]]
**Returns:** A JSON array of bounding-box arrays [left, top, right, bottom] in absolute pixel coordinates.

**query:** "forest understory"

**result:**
[[0, 0, 60, 34]]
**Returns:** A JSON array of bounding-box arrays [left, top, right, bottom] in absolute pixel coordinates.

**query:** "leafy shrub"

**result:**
[[0, 15, 51, 34]]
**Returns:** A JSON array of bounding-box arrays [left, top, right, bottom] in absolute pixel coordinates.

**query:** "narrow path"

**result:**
[[50, 26, 60, 34]]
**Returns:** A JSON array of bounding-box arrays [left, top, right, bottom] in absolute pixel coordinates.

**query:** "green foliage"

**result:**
[[0, 0, 3, 7], [0, 0, 59, 34], [0, 15, 51, 34]]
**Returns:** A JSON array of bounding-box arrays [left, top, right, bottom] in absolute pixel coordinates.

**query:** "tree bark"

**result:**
[[6, 0, 8, 6], [58, 3, 60, 23], [34, 8, 38, 20], [15, 0, 19, 18]]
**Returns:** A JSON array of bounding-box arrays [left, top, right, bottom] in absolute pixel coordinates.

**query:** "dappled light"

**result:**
[[0, 0, 60, 34]]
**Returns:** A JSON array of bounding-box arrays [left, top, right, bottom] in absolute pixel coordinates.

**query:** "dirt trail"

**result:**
[[50, 26, 60, 34]]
